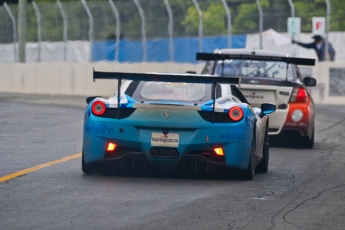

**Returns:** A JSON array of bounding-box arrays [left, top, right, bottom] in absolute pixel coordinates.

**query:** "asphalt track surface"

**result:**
[[0, 93, 345, 230]]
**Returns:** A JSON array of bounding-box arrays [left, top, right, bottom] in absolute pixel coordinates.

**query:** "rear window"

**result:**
[[214, 59, 295, 80], [126, 81, 213, 103]]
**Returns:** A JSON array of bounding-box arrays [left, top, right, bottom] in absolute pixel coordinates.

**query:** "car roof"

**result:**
[[214, 48, 292, 58]]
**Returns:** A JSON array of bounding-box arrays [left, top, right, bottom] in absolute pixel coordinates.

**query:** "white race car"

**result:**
[[198, 49, 317, 148]]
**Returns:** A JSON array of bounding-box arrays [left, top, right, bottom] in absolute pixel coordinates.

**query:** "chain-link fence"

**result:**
[[0, 0, 344, 62]]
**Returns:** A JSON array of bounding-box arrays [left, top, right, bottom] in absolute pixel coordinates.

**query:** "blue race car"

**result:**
[[82, 71, 276, 180]]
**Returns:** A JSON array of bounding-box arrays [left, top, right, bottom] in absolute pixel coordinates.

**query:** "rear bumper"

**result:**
[[103, 151, 228, 171], [267, 109, 288, 135], [269, 101, 314, 139], [280, 101, 314, 139], [83, 135, 251, 171], [82, 115, 254, 170], [270, 128, 306, 139]]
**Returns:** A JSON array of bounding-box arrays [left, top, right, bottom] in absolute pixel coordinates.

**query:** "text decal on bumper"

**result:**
[[151, 132, 179, 147]]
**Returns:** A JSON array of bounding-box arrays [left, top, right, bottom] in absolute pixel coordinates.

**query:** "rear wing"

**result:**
[[93, 70, 239, 84], [196, 52, 315, 66], [93, 70, 240, 123]]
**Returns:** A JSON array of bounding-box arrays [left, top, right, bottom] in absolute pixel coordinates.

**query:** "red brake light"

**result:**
[[228, 106, 244, 121], [290, 88, 308, 103], [91, 101, 106, 116]]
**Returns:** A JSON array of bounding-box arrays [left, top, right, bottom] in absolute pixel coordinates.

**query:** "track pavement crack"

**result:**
[[317, 117, 345, 133], [281, 184, 345, 228], [267, 149, 335, 230], [265, 172, 299, 230]]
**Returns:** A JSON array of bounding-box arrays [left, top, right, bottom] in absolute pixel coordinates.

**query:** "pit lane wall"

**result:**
[[0, 62, 344, 105]]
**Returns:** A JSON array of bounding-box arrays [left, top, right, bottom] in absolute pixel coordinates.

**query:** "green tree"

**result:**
[[294, 0, 345, 32], [182, 3, 227, 36]]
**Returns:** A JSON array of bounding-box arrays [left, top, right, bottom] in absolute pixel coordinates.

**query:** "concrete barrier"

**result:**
[[0, 62, 204, 97], [301, 62, 345, 105], [0, 61, 344, 104]]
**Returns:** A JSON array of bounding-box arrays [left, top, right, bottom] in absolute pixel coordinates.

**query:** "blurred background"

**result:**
[[0, 0, 344, 104], [0, 0, 344, 63]]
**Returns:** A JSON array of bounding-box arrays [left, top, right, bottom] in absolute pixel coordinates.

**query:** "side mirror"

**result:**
[[303, 77, 317, 87], [186, 71, 197, 74], [86, 96, 101, 104], [259, 103, 276, 118]]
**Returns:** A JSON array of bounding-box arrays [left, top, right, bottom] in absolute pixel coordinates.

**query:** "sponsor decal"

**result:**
[[151, 136, 178, 144], [217, 98, 232, 105], [244, 92, 264, 99], [249, 80, 260, 84], [151, 132, 179, 147], [220, 132, 251, 140], [85, 124, 114, 134], [285, 122, 307, 127]]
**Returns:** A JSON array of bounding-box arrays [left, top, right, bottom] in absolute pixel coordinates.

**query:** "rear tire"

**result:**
[[299, 126, 314, 149], [82, 151, 94, 174], [242, 133, 255, 180], [82, 151, 106, 174]]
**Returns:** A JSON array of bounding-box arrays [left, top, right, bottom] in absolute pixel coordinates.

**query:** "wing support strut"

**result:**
[[212, 80, 216, 124], [117, 78, 121, 119]]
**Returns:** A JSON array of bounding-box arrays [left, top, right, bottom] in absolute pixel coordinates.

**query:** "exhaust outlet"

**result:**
[[169, 149, 178, 158], [149, 149, 158, 158]]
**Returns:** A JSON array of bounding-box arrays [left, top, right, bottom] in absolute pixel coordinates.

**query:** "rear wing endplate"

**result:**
[[196, 52, 315, 66]]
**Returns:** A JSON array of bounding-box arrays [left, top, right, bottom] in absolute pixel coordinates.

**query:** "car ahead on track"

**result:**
[[198, 49, 316, 148], [82, 71, 276, 180]]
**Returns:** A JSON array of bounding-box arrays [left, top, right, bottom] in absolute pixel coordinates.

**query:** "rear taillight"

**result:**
[[289, 87, 308, 103], [228, 106, 244, 121], [106, 142, 116, 152], [91, 101, 106, 116], [214, 147, 224, 156]]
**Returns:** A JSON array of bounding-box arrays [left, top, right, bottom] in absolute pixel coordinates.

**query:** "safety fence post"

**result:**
[[325, 0, 330, 60], [57, 0, 68, 61], [108, 0, 121, 62], [32, 1, 42, 62], [221, 0, 232, 48], [255, 0, 263, 49], [133, 0, 147, 62], [81, 0, 94, 62], [287, 0, 297, 56], [18, 0, 27, 62], [163, 0, 174, 62], [4, 2, 17, 62], [192, 0, 203, 52]]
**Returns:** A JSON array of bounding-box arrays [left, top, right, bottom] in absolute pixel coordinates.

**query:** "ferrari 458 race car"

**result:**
[[198, 49, 316, 148], [82, 71, 276, 180]]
